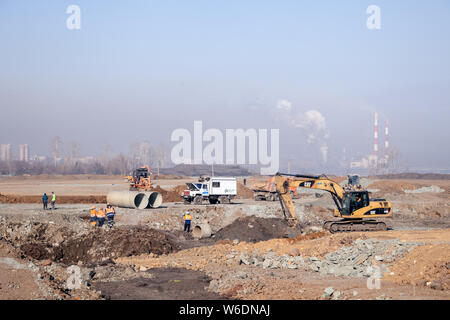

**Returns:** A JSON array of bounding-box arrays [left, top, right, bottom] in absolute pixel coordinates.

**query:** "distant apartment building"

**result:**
[[1, 144, 11, 162], [19, 144, 29, 162]]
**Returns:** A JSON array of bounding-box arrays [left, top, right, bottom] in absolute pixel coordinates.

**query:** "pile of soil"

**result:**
[[373, 173, 450, 180], [384, 243, 450, 290], [213, 216, 302, 242], [151, 174, 189, 180], [237, 182, 254, 199], [150, 186, 181, 202], [170, 184, 187, 194], [0, 194, 106, 204], [367, 181, 419, 194], [1, 222, 179, 265]]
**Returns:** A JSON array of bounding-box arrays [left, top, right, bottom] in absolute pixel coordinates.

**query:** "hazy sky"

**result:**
[[0, 1, 449, 171]]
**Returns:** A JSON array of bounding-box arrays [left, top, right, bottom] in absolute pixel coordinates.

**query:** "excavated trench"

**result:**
[[0, 221, 180, 265], [0, 216, 307, 266]]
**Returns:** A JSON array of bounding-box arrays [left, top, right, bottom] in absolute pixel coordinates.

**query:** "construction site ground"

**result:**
[[0, 175, 449, 300]]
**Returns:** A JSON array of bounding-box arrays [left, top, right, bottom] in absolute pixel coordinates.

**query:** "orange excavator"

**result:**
[[253, 176, 297, 201], [126, 165, 152, 191], [275, 172, 392, 232]]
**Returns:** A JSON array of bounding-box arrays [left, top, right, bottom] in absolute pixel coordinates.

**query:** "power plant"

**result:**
[[350, 112, 390, 171]]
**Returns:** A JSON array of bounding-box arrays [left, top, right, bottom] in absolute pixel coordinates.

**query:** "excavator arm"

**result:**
[[275, 173, 345, 225]]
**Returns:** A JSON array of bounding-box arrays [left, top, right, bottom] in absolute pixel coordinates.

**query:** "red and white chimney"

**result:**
[[374, 112, 378, 158], [384, 119, 389, 163]]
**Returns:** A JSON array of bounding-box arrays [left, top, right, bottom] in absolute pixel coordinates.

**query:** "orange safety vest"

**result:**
[[183, 214, 192, 221], [106, 207, 115, 215], [90, 209, 97, 217], [96, 210, 106, 218]]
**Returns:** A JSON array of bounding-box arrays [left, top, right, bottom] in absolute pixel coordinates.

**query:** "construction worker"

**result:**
[[42, 193, 48, 210], [51, 192, 56, 210], [96, 206, 106, 227], [183, 211, 192, 232], [105, 203, 116, 228], [89, 206, 97, 227]]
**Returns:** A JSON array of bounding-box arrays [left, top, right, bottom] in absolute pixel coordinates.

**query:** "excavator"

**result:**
[[253, 176, 298, 201], [274, 172, 392, 233], [126, 165, 152, 191]]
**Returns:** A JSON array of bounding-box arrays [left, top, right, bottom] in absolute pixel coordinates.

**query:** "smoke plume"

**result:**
[[275, 99, 329, 163]]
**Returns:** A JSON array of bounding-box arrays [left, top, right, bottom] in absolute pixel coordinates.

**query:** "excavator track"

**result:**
[[324, 219, 387, 233]]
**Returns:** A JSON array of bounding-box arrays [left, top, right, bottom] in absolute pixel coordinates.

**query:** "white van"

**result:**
[[181, 177, 237, 205]]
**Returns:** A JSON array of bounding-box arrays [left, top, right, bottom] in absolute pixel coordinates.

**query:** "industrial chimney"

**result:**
[[384, 119, 389, 162], [374, 112, 378, 159]]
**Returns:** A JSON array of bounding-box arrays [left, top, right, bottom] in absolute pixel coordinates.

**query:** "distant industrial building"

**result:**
[[19, 144, 29, 162], [1, 144, 11, 162], [349, 112, 390, 171]]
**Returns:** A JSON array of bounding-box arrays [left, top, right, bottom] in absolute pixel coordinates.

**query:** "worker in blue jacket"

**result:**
[[42, 193, 48, 210]]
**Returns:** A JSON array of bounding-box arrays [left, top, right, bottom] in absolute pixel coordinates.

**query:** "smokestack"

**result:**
[[374, 112, 378, 158], [385, 120, 389, 150]]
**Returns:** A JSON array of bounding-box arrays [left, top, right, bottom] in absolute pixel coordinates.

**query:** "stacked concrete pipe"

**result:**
[[144, 191, 163, 208], [106, 191, 149, 210]]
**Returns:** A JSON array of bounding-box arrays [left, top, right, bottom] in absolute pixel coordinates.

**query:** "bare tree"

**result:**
[[153, 143, 169, 175], [386, 146, 408, 174], [139, 141, 152, 166], [66, 141, 81, 164], [107, 153, 130, 175], [99, 144, 113, 166], [51, 136, 63, 167]]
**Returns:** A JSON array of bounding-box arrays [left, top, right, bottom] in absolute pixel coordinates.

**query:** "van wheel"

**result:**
[[194, 196, 203, 205], [219, 196, 230, 204]]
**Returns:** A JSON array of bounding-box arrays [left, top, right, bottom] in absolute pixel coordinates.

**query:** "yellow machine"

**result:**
[[126, 165, 152, 191], [274, 173, 392, 233]]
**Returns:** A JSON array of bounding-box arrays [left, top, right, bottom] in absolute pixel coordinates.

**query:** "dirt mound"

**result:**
[[0, 194, 106, 204], [151, 174, 189, 180], [150, 186, 181, 202], [1, 222, 179, 265], [384, 243, 450, 290], [170, 184, 187, 195], [213, 217, 302, 242], [367, 181, 419, 194], [373, 173, 450, 180], [237, 182, 254, 199]]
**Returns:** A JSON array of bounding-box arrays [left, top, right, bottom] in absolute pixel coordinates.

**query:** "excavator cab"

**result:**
[[128, 165, 152, 191], [134, 167, 149, 183], [341, 191, 370, 215]]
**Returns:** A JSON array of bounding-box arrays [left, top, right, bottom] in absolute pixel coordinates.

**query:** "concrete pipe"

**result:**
[[106, 191, 149, 210], [192, 223, 212, 239], [144, 192, 163, 209]]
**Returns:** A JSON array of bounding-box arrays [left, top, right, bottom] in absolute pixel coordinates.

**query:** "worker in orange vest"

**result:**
[[105, 204, 116, 228], [183, 211, 192, 232], [96, 206, 106, 227], [89, 206, 97, 227]]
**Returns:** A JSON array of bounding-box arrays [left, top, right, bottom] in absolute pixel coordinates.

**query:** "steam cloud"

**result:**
[[276, 99, 329, 163]]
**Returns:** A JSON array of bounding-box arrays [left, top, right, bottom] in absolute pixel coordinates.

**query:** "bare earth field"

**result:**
[[0, 175, 448, 300]]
